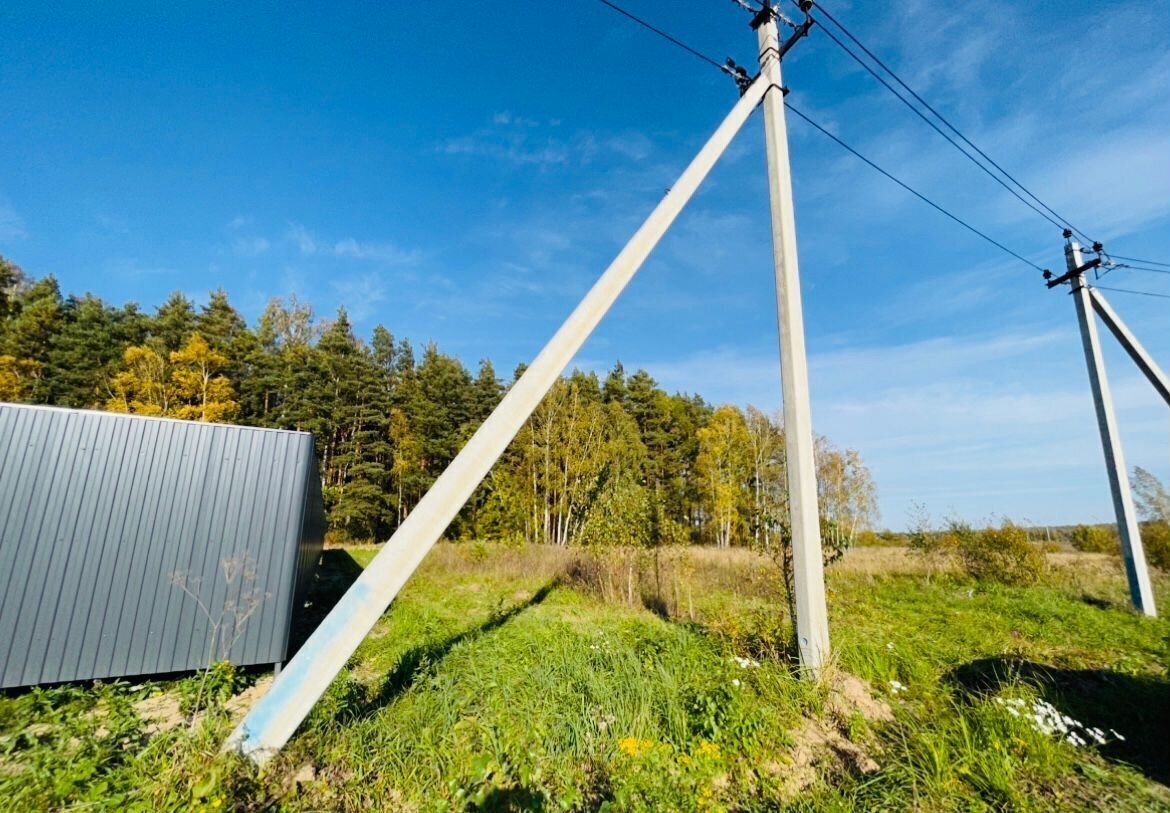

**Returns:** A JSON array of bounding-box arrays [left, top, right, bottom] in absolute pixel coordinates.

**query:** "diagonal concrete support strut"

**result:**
[[225, 76, 771, 765]]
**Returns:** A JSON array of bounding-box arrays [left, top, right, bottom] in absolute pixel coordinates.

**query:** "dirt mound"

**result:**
[[769, 671, 891, 798], [133, 674, 273, 736]]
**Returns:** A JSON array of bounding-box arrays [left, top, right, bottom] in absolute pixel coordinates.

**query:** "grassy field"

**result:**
[[2, 543, 1168, 811]]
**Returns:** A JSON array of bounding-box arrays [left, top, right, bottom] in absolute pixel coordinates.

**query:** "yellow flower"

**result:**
[[618, 736, 655, 756], [697, 741, 720, 758]]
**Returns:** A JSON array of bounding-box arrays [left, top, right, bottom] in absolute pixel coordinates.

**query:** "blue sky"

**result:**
[[2, 0, 1168, 528]]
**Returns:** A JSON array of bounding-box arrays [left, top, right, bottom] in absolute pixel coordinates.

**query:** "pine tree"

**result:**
[[470, 359, 502, 422], [151, 292, 197, 353], [602, 361, 627, 404], [2, 276, 63, 402], [316, 309, 391, 540], [47, 295, 125, 407]]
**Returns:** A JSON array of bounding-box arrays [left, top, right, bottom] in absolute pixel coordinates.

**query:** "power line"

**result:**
[[1108, 262, 1170, 276], [1108, 254, 1170, 268], [1090, 284, 1170, 301], [594, 0, 1045, 273], [597, 0, 729, 73], [803, 0, 1094, 244], [784, 100, 1045, 272]]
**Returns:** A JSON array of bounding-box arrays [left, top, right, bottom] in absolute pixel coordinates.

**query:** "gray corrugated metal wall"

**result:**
[[0, 403, 324, 688]]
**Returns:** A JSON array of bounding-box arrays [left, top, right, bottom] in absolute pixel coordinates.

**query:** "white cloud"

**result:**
[[332, 238, 419, 264], [437, 114, 653, 167], [105, 257, 176, 278], [286, 223, 318, 255], [0, 197, 27, 241], [330, 273, 388, 323], [232, 236, 270, 256]]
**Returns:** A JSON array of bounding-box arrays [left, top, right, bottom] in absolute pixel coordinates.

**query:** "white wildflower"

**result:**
[[998, 694, 1122, 748], [731, 678, 741, 688]]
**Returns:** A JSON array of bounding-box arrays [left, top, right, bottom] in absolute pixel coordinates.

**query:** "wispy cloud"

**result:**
[[332, 238, 419, 264], [232, 235, 270, 256], [330, 272, 388, 323], [94, 214, 130, 235], [286, 223, 318, 255], [437, 113, 654, 168], [0, 196, 27, 241], [104, 257, 177, 278]]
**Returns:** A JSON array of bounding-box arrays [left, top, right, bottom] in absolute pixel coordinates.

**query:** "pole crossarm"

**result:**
[[224, 75, 771, 765], [1087, 287, 1170, 407], [1046, 257, 1100, 288]]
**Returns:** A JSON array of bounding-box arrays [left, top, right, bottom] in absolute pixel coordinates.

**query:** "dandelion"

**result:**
[[618, 736, 655, 756], [697, 741, 720, 758]]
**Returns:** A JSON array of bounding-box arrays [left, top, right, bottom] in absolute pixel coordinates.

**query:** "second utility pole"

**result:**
[[755, 2, 830, 673]]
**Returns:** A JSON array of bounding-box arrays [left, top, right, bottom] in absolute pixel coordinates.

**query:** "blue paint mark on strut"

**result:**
[[242, 579, 376, 749]]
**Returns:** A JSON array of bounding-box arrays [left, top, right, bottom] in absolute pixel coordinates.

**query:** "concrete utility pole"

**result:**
[[756, 4, 830, 672], [1065, 238, 1157, 616], [225, 76, 771, 765]]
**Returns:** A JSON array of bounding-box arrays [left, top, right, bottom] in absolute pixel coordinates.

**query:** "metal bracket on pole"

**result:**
[[224, 76, 771, 765], [1062, 238, 1157, 617]]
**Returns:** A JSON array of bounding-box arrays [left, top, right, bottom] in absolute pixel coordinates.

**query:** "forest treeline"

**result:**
[[0, 256, 878, 546]]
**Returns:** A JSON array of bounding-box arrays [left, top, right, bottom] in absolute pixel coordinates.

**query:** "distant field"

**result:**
[[2, 544, 1168, 812]]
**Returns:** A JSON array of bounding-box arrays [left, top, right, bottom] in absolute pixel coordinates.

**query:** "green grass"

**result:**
[[1, 544, 1168, 811]]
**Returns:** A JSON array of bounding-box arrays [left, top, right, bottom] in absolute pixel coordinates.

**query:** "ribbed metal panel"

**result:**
[[0, 403, 324, 688]]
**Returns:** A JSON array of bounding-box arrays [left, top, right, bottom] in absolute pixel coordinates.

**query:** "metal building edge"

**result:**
[[0, 402, 325, 689]]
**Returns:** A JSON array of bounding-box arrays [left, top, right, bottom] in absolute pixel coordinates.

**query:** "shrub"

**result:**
[[957, 522, 1045, 586], [1142, 521, 1170, 571], [1069, 524, 1116, 554]]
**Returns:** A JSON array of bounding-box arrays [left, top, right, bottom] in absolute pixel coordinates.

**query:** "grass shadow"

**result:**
[[946, 656, 1169, 785], [357, 580, 559, 718], [473, 785, 548, 812], [287, 549, 366, 657], [1079, 592, 1125, 611]]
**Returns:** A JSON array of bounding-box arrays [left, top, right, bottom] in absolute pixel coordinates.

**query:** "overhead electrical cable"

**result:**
[[802, 19, 1068, 235], [1090, 285, 1170, 300], [595, 0, 1044, 273], [804, 0, 1095, 245], [1108, 263, 1170, 276], [597, 0, 730, 73], [784, 101, 1045, 272], [1108, 254, 1170, 268]]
